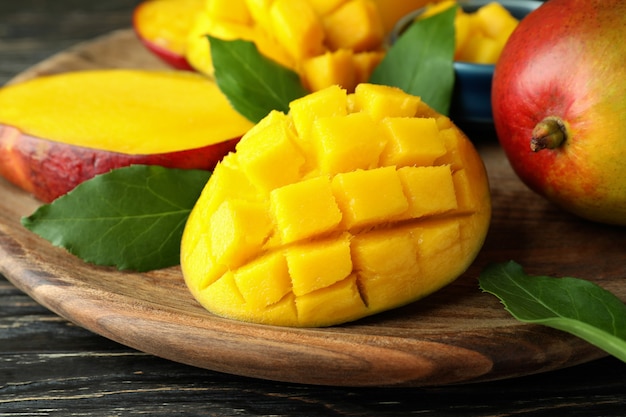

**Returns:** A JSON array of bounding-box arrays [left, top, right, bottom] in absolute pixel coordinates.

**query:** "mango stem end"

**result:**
[[530, 116, 567, 152]]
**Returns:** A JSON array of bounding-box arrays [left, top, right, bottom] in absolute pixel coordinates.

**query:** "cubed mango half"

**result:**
[[181, 84, 491, 327]]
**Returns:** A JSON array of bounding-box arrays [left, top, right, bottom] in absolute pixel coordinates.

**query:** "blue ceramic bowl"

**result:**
[[391, 0, 542, 125]]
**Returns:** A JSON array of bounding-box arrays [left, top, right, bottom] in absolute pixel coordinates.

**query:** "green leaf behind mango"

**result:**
[[209, 36, 309, 123], [369, 5, 456, 115], [22, 165, 211, 272]]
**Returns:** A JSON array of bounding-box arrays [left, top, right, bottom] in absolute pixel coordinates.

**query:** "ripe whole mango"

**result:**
[[181, 84, 491, 327], [492, 0, 626, 225]]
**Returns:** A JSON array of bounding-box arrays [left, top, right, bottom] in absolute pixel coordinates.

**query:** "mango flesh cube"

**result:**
[[411, 221, 465, 290], [209, 199, 271, 268], [236, 111, 305, 191], [233, 251, 292, 309], [332, 166, 409, 229], [417, 220, 461, 258], [380, 117, 447, 167], [435, 127, 464, 170], [351, 228, 421, 311], [270, 0, 325, 61], [474, 2, 518, 40], [352, 83, 421, 121], [352, 228, 419, 277], [285, 233, 352, 296], [295, 275, 367, 327], [397, 165, 458, 219], [289, 84, 348, 142], [201, 157, 260, 213], [456, 33, 501, 64], [420, 0, 519, 64], [270, 175, 342, 244], [452, 169, 479, 212], [352, 51, 385, 85], [199, 272, 299, 326], [302, 49, 356, 93], [181, 84, 491, 327], [322, 0, 385, 52], [311, 112, 386, 174], [180, 230, 225, 291]]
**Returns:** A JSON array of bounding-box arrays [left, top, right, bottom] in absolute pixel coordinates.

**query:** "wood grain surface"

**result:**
[[1, 29, 625, 388]]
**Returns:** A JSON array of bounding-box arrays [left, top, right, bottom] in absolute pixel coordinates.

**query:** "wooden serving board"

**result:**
[[1, 29, 625, 387]]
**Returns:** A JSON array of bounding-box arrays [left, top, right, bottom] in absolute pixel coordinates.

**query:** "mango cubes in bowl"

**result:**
[[391, 0, 542, 124], [181, 84, 491, 327]]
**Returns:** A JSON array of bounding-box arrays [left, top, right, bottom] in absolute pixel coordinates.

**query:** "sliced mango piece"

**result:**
[[181, 84, 491, 327], [0, 70, 252, 154]]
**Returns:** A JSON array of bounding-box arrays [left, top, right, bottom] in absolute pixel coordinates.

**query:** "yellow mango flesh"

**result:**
[[181, 84, 491, 327], [205, 0, 252, 24], [421, 1, 519, 64], [0, 70, 253, 154], [322, 0, 384, 52], [185, 0, 393, 91]]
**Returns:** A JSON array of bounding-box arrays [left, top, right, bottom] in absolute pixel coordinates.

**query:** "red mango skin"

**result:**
[[492, 0, 626, 225], [0, 125, 239, 203]]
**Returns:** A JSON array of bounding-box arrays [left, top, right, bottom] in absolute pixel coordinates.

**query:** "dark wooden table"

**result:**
[[1, 1, 625, 415]]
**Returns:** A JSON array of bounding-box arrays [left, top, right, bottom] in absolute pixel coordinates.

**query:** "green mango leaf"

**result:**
[[369, 5, 456, 115], [479, 261, 626, 362], [21, 165, 211, 272], [209, 36, 309, 123]]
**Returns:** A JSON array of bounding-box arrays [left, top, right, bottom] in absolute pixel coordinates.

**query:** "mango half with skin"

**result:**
[[181, 84, 491, 327]]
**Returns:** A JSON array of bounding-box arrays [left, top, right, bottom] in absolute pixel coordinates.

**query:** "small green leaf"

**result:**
[[479, 261, 626, 363], [21, 165, 211, 272], [369, 6, 456, 115], [210, 36, 309, 123]]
